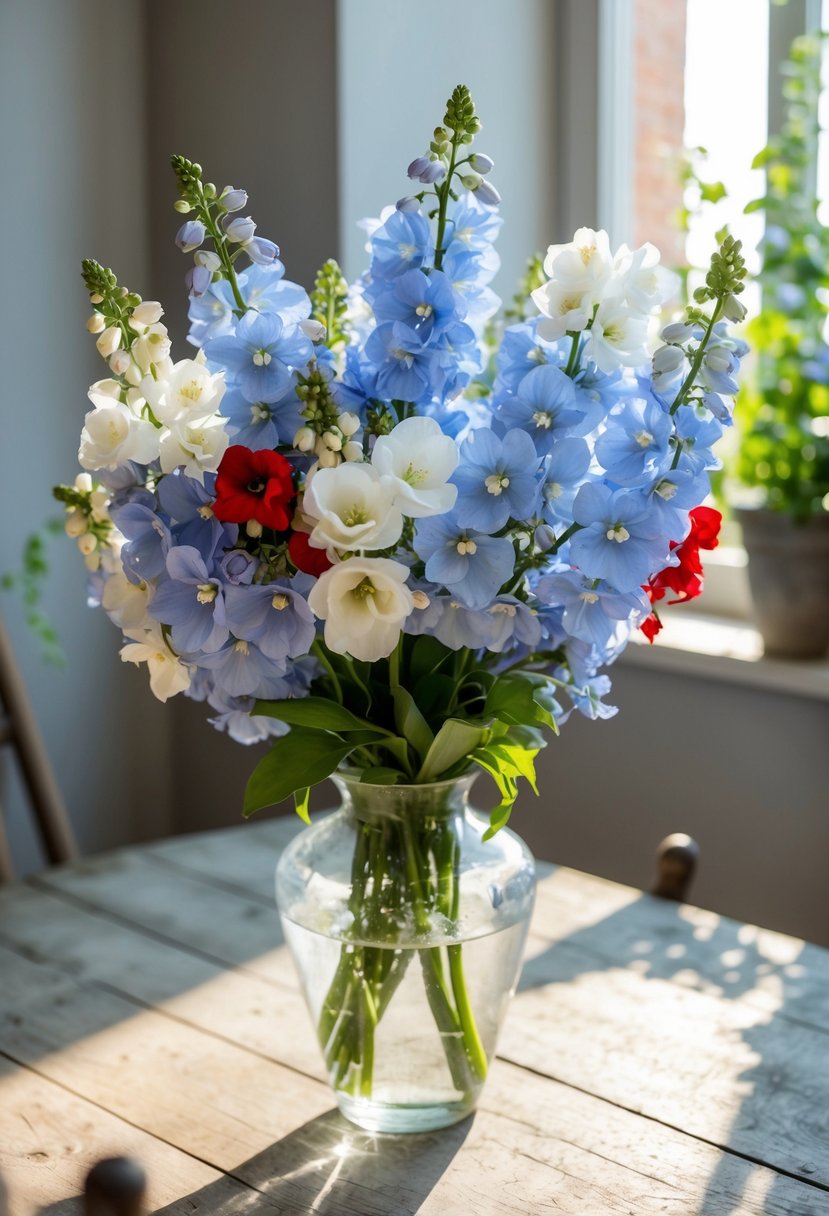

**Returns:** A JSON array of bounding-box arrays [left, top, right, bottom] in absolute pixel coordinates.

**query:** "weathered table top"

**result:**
[[1, 816, 827, 1215]]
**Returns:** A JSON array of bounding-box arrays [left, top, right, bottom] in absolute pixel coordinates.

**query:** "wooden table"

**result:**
[[1, 817, 828, 1215]]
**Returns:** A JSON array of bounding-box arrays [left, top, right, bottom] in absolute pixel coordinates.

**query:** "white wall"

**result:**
[[0, 0, 173, 871], [336, 0, 558, 294]]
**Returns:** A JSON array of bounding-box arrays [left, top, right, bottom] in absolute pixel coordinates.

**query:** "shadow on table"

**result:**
[[153, 1108, 472, 1216], [518, 883, 819, 1215]]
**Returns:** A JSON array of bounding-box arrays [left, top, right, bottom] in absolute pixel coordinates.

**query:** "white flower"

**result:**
[[300, 317, 326, 342], [532, 280, 592, 340], [158, 413, 229, 482], [142, 357, 225, 425], [371, 416, 458, 518], [120, 624, 191, 702], [542, 227, 613, 300], [131, 326, 173, 375], [102, 569, 153, 629], [130, 300, 164, 328], [304, 463, 404, 554], [95, 325, 122, 358], [308, 557, 414, 661], [78, 397, 160, 471], [611, 242, 679, 314], [64, 510, 87, 538], [584, 299, 651, 373]]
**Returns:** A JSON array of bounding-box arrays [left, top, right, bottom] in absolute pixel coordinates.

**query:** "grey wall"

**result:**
[[337, 0, 558, 295], [0, 0, 172, 872]]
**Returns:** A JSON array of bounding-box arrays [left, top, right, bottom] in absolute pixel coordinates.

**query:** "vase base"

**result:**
[[336, 1091, 477, 1134]]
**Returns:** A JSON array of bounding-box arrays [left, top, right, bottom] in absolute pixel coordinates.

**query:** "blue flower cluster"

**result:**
[[68, 130, 746, 746]]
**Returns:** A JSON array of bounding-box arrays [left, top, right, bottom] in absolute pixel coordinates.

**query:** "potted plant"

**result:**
[[735, 33, 829, 659]]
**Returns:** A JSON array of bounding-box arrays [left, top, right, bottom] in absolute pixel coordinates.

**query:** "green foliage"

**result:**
[[242, 633, 571, 837], [443, 84, 481, 141], [736, 33, 829, 519], [0, 521, 65, 666]]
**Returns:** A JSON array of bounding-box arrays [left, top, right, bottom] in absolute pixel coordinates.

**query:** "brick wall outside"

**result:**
[[632, 0, 688, 269]]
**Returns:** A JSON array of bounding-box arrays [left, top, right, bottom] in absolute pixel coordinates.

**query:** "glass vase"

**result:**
[[275, 772, 536, 1133]]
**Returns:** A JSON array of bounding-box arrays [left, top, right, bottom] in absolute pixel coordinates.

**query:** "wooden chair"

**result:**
[[652, 833, 699, 902], [0, 613, 76, 881]]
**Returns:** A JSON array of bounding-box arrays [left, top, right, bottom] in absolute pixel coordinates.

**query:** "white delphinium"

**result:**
[[532, 227, 613, 333], [102, 569, 153, 630], [78, 380, 160, 470], [120, 623, 192, 702], [304, 463, 404, 554], [585, 299, 651, 373], [612, 242, 678, 315], [158, 413, 229, 482], [308, 557, 414, 661], [532, 280, 592, 341], [371, 415, 458, 517], [142, 354, 225, 425]]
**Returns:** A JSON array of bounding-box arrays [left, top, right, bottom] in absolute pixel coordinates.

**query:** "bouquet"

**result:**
[[56, 85, 746, 1116]]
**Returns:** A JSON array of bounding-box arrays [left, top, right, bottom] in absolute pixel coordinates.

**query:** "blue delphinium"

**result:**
[[452, 428, 542, 531], [204, 310, 312, 403], [569, 483, 671, 593], [413, 513, 515, 610]]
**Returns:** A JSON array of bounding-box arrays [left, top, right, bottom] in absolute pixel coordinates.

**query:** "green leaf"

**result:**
[[484, 740, 540, 795], [293, 787, 311, 825], [244, 728, 356, 817], [486, 673, 559, 732], [253, 696, 383, 735], [357, 767, 401, 785], [409, 635, 453, 684], [417, 717, 490, 783], [412, 673, 457, 719], [392, 685, 434, 760], [483, 800, 514, 842]]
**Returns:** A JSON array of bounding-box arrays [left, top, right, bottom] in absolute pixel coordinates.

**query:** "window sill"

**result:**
[[622, 611, 829, 702]]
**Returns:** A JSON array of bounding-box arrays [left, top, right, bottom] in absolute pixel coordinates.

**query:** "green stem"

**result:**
[[550, 521, 581, 554], [669, 298, 724, 417], [564, 330, 582, 378], [434, 138, 460, 271], [311, 638, 343, 704]]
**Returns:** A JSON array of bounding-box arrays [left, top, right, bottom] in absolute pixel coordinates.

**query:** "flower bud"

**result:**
[[469, 153, 494, 175], [74, 473, 93, 493], [419, 161, 446, 185], [723, 293, 747, 323], [64, 510, 87, 538], [124, 361, 143, 386], [84, 552, 101, 572], [342, 441, 364, 462], [246, 519, 264, 538], [660, 321, 696, 344], [96, 325, 122, 357], [475, 181, 501, 207], [246, 236, 281, 266], [173, 200, 192, 214], [89, 292, 104, 304], [300, 317, 326, 342], [322, 429, 343, 452], [460, 173, 482, 191], [194, 249, 221, 272], [78, 532, 97, 556], [185, 265, 212, 298], [109, 350, 132, 376], [407, 156, 431, 180], [175, 219, 206, 252], [411, 590, 430, 610], [652, 344, 685, 374], [86, 313, 106, 334], [317, 446, 339, 468], [131, 300, 164, 327], [337, 411, 360, 437], [223, 215, 256, 243], [396, 196, 420, 213], [294, 426, 316, 452], [220, 186, 248, 212]]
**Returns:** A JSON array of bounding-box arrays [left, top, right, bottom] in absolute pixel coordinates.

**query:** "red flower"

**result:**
[[640, 506, 722, 642], [212, 445, 295, 531], [288, 530, 333, 577]]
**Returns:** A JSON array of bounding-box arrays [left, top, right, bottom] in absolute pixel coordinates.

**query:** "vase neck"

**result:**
[[332, 772, 476, 826]]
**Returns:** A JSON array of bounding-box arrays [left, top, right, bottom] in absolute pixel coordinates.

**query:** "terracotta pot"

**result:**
[[737, 508, 829, 660]]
